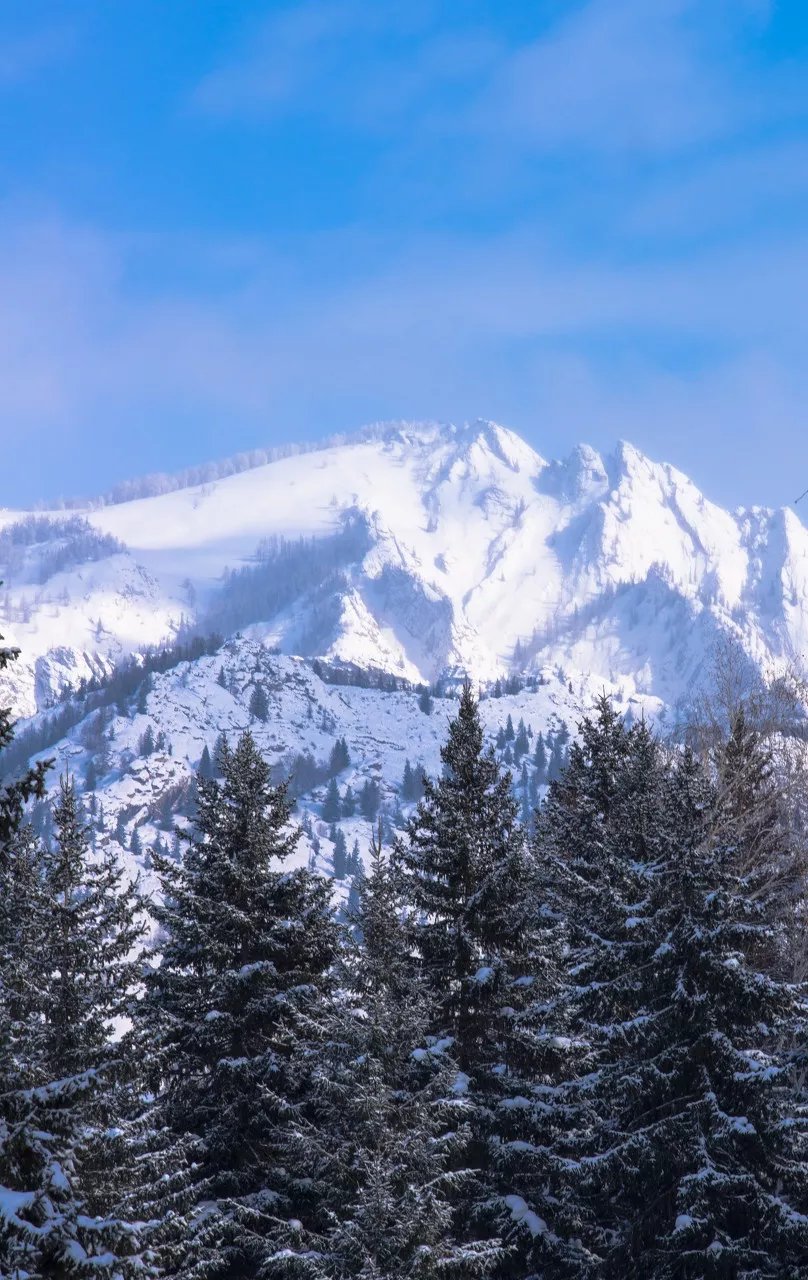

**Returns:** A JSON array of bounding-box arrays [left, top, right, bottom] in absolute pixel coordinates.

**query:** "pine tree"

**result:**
[[331, 825, 348, 879], [198, 744, 215, 780], [0, 630, 50, 852], [329, 736, 351, 776], [347, 837, 362, 878], [321, 831, 484, 1277], [532, 732, 547, 782], [394, 685, 564, 1267], [136, 732, 339, 1276], [402, 759, 415, 802], [248, 682, 269, 723], [360, 779, 381, 822], [536, 699, 808, 1275], [418, 689, 433, 716], [323, 776, 342, 823], [341, 785, 356, 818], [0, 777, 149, 1277]]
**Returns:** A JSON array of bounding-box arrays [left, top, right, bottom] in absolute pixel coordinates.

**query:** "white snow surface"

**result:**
[[2, 419, 807, 717]]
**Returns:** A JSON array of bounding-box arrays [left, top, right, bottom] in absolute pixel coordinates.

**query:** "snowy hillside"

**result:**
[[18, 635, 615, 902], [3, 419, 808, 722]]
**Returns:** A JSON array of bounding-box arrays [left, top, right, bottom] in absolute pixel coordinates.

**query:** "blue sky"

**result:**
[[2, 0, 808, 509]]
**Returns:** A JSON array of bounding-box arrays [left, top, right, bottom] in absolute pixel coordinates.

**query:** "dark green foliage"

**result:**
[[198, 744, 215, 780], [323, 776, 342, 823], [418, 688, 433, 716], [331, 825, 348, 879], [135, 731, 339, 1276], [341, 784, 356, 818], [534, 696, 808, 1275], [248, 681, 269, 722], [0, 630, 51, 854], [360, 778, 381, 822], [329, 736, 351, 776], [401, 759, 425, 804], [321, 833, 491, 1277], [393, 685, 572, 1268], [0, 776, 148, 1277]]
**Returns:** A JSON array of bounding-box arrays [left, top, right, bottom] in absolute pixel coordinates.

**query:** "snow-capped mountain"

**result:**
[[2, 419, 806, 720], [6, 417, 808, 895]]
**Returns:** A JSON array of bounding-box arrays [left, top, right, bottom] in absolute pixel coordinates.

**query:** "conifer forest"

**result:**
[[3, 617, 808, 1280]]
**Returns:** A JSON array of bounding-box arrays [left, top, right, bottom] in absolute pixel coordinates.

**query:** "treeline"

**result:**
[[0, 514, 126, 585], [202, 514, 371, 638], [2, 635, 808, 1275]]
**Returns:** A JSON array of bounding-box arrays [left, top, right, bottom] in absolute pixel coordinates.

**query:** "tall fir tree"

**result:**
[[0, 777, 149, 1277], [321, 830, 484, 1278], [136, 731, 339, 1277], [394, 685, 571, 1270], [535, 698, 808, 1275]]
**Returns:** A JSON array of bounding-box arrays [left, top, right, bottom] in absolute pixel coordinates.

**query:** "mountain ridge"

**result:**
[[1, 420, 806, 721]]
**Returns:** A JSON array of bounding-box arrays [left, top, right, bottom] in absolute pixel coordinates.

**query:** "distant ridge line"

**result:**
[[43, 419, 460, 512]]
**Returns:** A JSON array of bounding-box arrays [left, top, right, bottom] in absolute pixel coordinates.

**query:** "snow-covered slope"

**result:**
[[2, 419, 807, 717]]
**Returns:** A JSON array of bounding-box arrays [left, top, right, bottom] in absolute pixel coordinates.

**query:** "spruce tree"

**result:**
[[321, 832, 484, 1277], [323, 776, 342, 823], [331, 825, 348, 879], [0, 778, 148, 1277], [360, 780, 381, 822], [198, 744, 215, 780], [394, 685, 566, 1267], [536, 699, 808, 1275], [137, 731, 339, 1276], [249, 682, 270, 723], [341, 785, 356, 819]]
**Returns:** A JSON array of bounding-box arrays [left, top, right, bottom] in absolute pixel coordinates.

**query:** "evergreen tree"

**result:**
[[504, 714, 515, 742], [536, 698, 808, 1275], [114, 811, 128, 849], [418, 689, 433, 716], [198, 744, 215, 780], [322, 831, 484, 1277], [329, 737, 351, 776], [402, 759, 416, 802], [532, 732, 547, 782], [323, 776, 342, 823], [332, 825, 348, 879], [248, 682, 270, 723], [0, 629, 50, 852], [138, 724, 155, 757], [347, 837, 362, 878], [0, 777, 148, 1277], [360, 779, 381, 823], [341, 785, 356, 819], [394, 685, 567, 1267], [546, 734, 565, 783], [136, 732, 339, 1276]]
